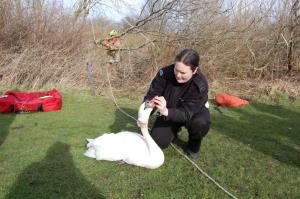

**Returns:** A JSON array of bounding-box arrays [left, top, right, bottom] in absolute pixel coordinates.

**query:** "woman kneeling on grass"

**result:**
[[138, 48, 211, 159]]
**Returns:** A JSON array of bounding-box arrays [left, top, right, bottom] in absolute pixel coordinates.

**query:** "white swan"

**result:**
[[84, 102, 164, 169]]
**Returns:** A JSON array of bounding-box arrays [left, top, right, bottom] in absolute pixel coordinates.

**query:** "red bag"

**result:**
[[215, 92, 249, 107], [0, 89, 62, 113], [0, 94, 16, 113]]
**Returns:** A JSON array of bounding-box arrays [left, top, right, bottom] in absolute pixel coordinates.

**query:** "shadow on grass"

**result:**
[[172, 136, 187, 150], [212, 103, 300, 168], [0, 114, 16, 147], [5, 142, 105, 199], [109, 107, 138, 133]]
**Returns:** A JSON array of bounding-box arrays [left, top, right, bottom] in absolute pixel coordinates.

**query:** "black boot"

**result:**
[[185, 148, 199, 160], [184, 138, 202, 159]]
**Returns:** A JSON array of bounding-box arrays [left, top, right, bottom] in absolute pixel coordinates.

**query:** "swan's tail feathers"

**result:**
[[85, 138, 96, 158], [86, 138, 94, 148], [86, 138, 93, 142], [84, 148, 96, 158]]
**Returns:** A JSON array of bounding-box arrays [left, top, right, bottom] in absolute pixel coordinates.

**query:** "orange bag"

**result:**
[[215, 92, 249, 107]]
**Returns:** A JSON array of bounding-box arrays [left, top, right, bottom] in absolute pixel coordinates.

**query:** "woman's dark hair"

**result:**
[[175, 49, 200, 71]]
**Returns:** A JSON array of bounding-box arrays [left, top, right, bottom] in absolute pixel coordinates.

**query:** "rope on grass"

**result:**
[[170, 143, 238, 199], [105, 69, 239, 199], [106, 70, 137, 122]]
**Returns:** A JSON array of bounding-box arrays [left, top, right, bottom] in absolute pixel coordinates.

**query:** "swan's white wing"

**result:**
[[85, 132, 149, 162], [84, 102, 165, 169]]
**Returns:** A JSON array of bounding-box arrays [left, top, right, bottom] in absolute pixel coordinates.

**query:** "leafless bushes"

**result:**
[[0, 0, 90, 89], [0, 0, 299, 98], [131, 0, 300, 98], [160, 0, 300, 80]]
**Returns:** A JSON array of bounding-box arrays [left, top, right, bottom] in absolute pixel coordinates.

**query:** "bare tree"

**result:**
[[286, 0, 299, 72]]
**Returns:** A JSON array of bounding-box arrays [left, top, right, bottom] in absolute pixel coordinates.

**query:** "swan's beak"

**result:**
[[145, 100, 155, 109], [138, 102, 153, 128]]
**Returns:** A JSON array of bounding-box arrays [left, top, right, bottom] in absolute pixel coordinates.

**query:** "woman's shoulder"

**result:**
[[192, 73, 208, 93], [160, 64, 175, 73], [157, 64, 175, 79]]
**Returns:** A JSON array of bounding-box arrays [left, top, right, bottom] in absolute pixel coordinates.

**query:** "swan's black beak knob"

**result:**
[[144, 100, 151, 109]]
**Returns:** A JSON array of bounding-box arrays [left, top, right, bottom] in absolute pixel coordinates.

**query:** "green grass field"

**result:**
[[0, 90, 299, 199]]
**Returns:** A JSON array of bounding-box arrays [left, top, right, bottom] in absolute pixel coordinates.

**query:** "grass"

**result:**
[[0, 90, 299, 199]]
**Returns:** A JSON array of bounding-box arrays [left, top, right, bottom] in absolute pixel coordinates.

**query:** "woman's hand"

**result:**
[[152, 96, 168, 116]]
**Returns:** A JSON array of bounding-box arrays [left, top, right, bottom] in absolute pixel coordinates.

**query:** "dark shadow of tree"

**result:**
[[109, 107, 139, 133], [5, 142, 105, 199], [212, 103, 300, 168], [0, 114, 16, 147]]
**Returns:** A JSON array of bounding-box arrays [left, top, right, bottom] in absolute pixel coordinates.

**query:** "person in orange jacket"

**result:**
[[101, 30, 121, 64]]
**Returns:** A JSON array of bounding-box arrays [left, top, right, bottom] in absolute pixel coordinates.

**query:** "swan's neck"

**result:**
[[140, 127, 151, 139], [138, 103, 162, 156], [140, 127, 160, 152]]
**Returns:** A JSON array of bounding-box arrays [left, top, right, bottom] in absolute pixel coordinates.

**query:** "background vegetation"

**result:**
[[0, 0, 299, 100]]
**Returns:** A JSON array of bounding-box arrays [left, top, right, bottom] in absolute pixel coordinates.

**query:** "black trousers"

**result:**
[[150, 107, 211, 153]]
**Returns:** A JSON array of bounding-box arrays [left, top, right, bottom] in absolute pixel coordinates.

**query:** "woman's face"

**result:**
[[174, 62, 197, 83]]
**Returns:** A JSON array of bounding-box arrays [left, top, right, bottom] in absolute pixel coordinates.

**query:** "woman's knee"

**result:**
[[150, 129, 174, 149], [188, 109, 211, 137], [191, 109, 210, 128], [191, 116, 210, 130]]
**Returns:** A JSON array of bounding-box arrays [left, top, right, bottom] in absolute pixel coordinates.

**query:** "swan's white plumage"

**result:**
[[84, 102, 164, 169]]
